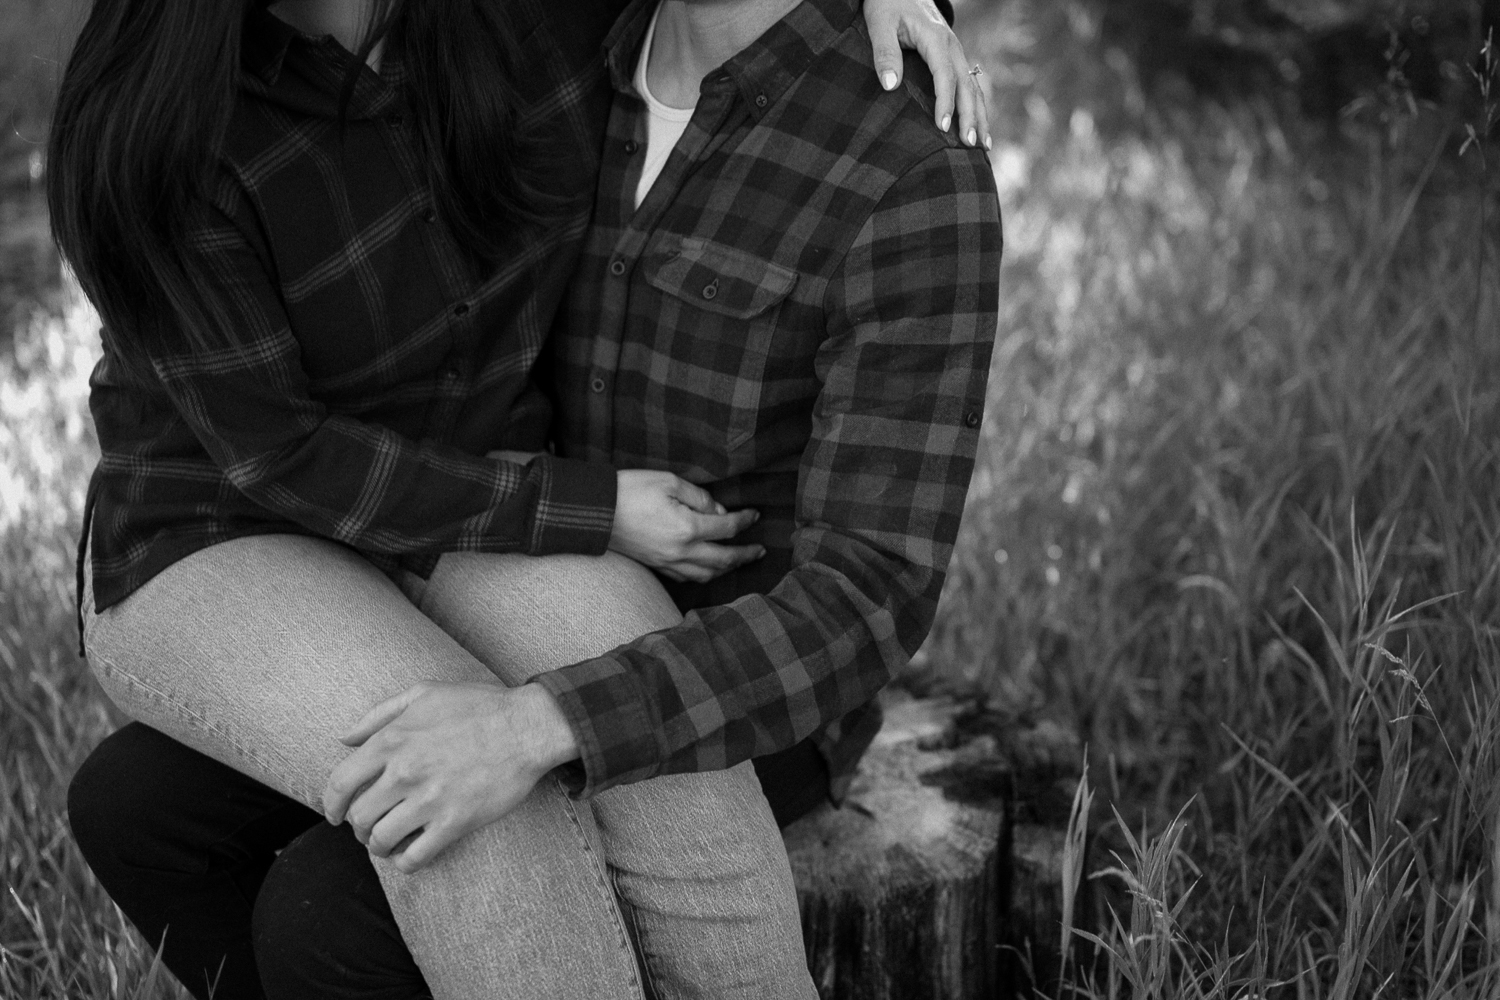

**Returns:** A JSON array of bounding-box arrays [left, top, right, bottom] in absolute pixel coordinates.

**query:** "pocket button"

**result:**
[[702, 278, 719, 300]]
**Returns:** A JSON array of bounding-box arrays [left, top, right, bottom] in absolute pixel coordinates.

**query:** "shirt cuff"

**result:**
[[528, 456, 617, 557], [530, 655, 664, 799]]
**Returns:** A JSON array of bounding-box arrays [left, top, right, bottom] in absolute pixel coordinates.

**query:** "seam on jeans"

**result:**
[[609, 862, 666, 1000], [554, 779, 647, 1000], [89, 651, 304, 795]]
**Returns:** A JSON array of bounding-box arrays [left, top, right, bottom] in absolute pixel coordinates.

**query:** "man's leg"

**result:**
[[253, 822, 428, 1000], [82, 534, 645, 1000], [414, 552, 816, 1000], [68, 724, 320, 1000], [753, 738, 832, 829]]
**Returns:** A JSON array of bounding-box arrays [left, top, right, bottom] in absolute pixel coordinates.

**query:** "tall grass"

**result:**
[[0, 290, 187, 998], [929, 1, 1500, 995]]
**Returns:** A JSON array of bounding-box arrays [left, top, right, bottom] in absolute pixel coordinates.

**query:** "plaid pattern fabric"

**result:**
[[83, 3, 625, 615], [538, 0, 1003, 800]]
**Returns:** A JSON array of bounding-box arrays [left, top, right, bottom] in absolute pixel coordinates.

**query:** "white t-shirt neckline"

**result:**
[[632, 3, 698, 209]]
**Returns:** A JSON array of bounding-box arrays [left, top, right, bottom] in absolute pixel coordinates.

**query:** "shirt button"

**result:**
[[701, 278, 719, 300], [624, 139, 639, 154], [386, 112, 403, 126], [443, 367, 461, 380], [591, 377, 606, 394], [423, 208, 437, 223], [754, 93, 768, 108], [453, 302, 470, 317], [964, 410, 982, 428], [609, 259, 627, 276]]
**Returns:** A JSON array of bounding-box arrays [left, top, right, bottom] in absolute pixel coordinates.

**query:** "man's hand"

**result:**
[[323, 681, 579, 873], [863, 0, 990, 150], [611, 469, 764, 583]]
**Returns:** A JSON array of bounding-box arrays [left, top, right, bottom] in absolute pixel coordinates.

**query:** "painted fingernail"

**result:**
[[881, 70, 898, 91], [984, 135, 992, 151], [940, 114, 951, 131], [966, 128, 977, 146]]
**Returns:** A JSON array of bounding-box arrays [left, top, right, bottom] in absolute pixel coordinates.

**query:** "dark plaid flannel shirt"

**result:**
[[537, 0, 1002, 800], [82, 3, 625, 617]]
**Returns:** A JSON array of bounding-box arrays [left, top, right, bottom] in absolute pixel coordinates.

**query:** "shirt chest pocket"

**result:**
[[639, 237, 798, 461]]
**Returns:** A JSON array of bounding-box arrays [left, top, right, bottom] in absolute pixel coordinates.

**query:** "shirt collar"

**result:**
[[242, 5, 297, 86], [240, 5, 401, 121], [602, 0, 859, 122]]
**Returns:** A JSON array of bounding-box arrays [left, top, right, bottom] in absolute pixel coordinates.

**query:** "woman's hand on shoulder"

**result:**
[[862, 0, 991, 150], [611, 469, 764, 583]]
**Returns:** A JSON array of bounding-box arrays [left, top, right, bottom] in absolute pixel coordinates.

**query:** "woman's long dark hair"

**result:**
[[390, 0, 561, 259], [48, 0, 555, 363]]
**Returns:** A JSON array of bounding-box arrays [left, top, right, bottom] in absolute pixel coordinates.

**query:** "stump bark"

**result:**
[[782, 693, 1007, 1000]]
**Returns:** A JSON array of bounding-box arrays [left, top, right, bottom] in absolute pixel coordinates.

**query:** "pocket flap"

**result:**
[[643, 237, 798, 319]]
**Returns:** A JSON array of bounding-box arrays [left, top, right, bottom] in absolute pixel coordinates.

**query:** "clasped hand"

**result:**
[[610, 469, 764, 582], [489, 454, 762, 584]]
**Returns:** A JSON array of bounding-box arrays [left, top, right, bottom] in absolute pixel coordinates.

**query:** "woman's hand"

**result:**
[[611, 470, 764, 583], [323, 680, 578, 873], [863, 0, 990, 149]]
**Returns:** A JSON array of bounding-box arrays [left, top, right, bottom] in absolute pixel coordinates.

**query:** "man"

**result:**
[[268, 0, 1000, 986], [531, 0, 1004, 819]]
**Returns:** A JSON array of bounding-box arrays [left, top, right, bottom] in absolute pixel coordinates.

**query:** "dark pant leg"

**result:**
[[253, 822, 431, 1000], [752, 737, 832, 829], [67, 723, 320, 1000], [251, 737, 831, 999]]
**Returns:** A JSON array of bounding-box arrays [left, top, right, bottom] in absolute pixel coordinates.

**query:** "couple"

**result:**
[[52, 0, 1002, 995]]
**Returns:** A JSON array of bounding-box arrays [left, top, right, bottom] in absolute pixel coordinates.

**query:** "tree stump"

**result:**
[[782, 693, 1006, 1000]]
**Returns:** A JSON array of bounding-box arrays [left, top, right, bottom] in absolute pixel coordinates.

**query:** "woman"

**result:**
[[51, 0, 987, 998]]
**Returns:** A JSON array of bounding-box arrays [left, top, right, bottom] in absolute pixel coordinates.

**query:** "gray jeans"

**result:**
[[82, 534, 814, 1000]]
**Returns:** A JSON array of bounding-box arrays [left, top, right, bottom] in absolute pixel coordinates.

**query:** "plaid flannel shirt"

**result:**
[[81, 2, 625, 617], [538, 0, 1002, 800]]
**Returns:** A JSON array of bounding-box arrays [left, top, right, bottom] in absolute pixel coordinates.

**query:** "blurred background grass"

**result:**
[[2, 0, 1498, 997]]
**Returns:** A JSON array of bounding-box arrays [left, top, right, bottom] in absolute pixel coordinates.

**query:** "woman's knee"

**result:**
[[421, 551, 682, 681]]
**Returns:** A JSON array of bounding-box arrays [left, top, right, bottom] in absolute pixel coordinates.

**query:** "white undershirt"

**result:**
[[632, 3, 697, 209]]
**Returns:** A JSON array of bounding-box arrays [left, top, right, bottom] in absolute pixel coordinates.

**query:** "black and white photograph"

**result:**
[[1, 0, 1497, 997]]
